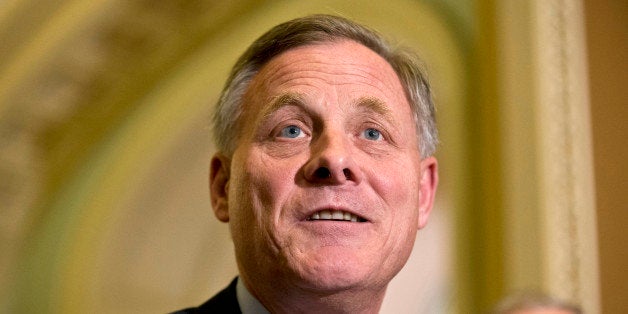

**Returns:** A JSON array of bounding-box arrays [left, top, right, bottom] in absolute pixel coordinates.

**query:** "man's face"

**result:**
[[210, 40, 437, 292]]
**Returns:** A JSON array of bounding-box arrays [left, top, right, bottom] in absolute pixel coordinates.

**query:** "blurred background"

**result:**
[[0, 0, 625, 313]]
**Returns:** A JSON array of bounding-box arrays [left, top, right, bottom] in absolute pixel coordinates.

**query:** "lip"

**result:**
[[300, 205, 370, 223]]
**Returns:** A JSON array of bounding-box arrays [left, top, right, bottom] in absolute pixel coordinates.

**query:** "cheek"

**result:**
[[365, 157, 422, 235], [231, 152, 301, 234], [228, 161, 279, 259], [248, 154, 298, 210], [232, 153, 307, 259], [368, 159, 421, 207], [365, 160, 421, 271]]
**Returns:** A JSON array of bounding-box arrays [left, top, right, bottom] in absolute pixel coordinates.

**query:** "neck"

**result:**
[[240, 274, 387, 314]]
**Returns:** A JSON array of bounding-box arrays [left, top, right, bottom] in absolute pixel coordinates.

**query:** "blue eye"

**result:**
[[280, 125, 303, 138], [363, 128, 382, 141]]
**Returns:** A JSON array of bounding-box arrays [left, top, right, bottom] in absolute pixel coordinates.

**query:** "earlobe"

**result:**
[[209, 153, 231, 222], [417, 156, 438, 229]]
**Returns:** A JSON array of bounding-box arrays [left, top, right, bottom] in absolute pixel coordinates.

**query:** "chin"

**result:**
[[289, 249, 381, 291], [299, 271, 367, 292]]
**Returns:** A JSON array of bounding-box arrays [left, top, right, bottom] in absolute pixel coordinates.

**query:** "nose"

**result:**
[[302, 132, 363, 185]]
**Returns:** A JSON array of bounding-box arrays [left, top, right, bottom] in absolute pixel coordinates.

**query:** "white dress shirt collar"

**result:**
[[236, 277, 270, 314]]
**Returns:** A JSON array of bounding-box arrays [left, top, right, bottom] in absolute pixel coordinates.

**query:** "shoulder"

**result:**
[[170, 278, 241, 314]]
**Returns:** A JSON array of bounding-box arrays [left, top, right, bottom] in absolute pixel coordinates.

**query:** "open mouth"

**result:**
[[306, 210, 367, 222]]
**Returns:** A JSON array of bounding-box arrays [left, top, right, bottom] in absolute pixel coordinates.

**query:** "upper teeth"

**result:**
[[308, 210, 362, 222]]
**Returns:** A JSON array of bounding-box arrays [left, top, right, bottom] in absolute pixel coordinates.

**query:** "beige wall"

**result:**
[[585, 0, 628, 313]]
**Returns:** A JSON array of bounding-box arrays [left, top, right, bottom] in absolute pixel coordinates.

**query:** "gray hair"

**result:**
[[212, 14, 438, 157]]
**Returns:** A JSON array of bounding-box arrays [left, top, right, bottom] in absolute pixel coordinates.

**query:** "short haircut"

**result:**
[[213, 14, 438, 157]]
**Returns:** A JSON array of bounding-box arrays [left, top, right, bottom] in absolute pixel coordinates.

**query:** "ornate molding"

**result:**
[[532, 0, 599, 313]]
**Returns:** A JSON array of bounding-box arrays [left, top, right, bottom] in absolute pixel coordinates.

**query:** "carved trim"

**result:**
[[532, 0, 599, 313]]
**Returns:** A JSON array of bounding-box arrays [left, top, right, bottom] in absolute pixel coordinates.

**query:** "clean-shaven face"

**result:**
[[211, 40, 437, 294]]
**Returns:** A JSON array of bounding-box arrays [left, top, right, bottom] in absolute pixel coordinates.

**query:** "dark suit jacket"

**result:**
[[171, 278, 241, 314]]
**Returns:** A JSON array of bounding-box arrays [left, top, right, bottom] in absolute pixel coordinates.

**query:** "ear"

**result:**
[[209, 153, 231, 222], [417, 156, 438, 229]]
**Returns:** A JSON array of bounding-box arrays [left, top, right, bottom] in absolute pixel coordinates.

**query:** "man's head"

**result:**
[[212, 14, 438, 158], [209, 14, 438, 312]]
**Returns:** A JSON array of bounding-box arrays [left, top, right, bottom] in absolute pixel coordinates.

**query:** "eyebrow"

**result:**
[[352, 96, 396, 125], [259, 93, 396, 125], [260, 93, 310, 120]]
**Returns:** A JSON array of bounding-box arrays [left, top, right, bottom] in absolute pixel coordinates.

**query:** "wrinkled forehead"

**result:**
[[245, 40, 408, 107], [231, 40, 419, 153]]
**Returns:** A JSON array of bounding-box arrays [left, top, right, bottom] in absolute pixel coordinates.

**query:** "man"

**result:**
[[175, 14, 438, 313]]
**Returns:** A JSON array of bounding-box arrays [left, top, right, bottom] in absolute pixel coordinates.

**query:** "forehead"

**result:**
[[246, 40, 409, 110]]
